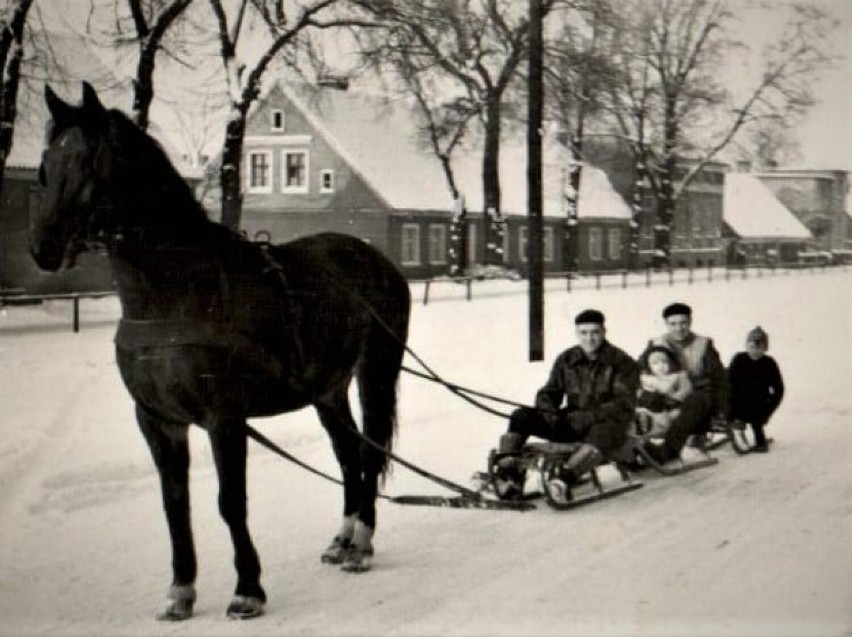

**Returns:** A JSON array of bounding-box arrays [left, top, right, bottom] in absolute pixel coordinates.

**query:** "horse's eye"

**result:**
[[38, 165, 46, 187]]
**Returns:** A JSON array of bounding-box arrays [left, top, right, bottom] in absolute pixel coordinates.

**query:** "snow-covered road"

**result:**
[[1, 270, 850, 636]]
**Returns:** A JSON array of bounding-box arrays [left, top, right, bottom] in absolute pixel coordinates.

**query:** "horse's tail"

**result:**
[[357, 279, 411, 483]]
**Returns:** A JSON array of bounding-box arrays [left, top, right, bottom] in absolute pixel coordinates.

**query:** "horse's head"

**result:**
[[31, 82, 111, 271]]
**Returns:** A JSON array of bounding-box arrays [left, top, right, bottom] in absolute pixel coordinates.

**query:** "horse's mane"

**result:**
[[105, 108, 210, 226]]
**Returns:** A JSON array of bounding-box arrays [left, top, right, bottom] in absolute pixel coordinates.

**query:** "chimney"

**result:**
[[317, 74, 349, 90], [736, 160, 752, 173]]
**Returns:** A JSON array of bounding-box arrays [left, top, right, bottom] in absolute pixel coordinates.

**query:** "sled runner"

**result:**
[[477, 441, 643, 510], [613, 426, 720, 477], [703, 419, 774, 455]]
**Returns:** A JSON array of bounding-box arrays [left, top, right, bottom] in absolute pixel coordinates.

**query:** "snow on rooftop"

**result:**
[[723, 173, 811, 240], [282, 84, 630, 219]]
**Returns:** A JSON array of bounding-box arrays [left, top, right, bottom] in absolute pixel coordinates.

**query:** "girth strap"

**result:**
[[115, 318, 285, 380]]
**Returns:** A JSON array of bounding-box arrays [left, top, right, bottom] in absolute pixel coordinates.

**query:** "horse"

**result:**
[[31, 82, 411, 621]]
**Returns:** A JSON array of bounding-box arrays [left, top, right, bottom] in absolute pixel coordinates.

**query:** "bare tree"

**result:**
[[209, 0, 376, 230], [609, 0, 836, 267], [84, 0, 197, 129], [354, 0, 561, 266]]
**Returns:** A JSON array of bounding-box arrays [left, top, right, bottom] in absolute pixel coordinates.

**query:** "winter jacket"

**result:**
[[640, 334, 728, 417], [535, 341, 640, 430], [728, 352, 785, 426], [637, 370, 692, 412]]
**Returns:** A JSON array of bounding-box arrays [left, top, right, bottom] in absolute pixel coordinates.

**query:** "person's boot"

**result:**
[[494, 433, 525, 500], [547, 443, 603, 503], [751, 424, 769, 452]]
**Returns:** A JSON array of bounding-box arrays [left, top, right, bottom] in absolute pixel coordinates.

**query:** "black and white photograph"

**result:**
[[0, 0, 850, 635]]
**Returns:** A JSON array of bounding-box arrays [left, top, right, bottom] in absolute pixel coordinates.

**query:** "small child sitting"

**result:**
[[635, 346, 692, 436], [727, 326, 784, 452]]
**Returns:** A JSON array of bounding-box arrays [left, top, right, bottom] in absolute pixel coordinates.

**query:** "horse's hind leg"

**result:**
[[207, 420, 265, 619], [136, 405, 197, 621], [314, 390, 368, 569]]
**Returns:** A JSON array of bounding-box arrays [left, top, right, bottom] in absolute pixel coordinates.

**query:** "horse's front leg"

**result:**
[[136, 405, 197, 621], [207, 420, 266, 619]]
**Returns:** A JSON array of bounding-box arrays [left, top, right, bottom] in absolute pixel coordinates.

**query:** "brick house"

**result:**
[[229, 81, 632, 279]]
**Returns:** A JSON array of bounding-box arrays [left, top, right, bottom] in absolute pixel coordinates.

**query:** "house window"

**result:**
[[467, 223, 477, 263], [401, 224, 421, 265], [271, 110, 284, 132], [519, 226, 553, 262], [282, 150, 308, 193], [589, 227, 603, 261], [320, 169, 335, 193], [246, 151, 272, 193], [428, 224, 447, 264], [543, 227, 554, 262], [608, 228, 621, 260]]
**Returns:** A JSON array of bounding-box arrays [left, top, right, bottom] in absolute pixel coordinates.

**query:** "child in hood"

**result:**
[[635, 345, 692, 437], [727, 326, 785, 452]]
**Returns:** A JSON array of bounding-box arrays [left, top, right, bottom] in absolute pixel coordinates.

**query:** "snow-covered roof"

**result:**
[[723, 173, 811, 240], [281, 85, 629, 219]]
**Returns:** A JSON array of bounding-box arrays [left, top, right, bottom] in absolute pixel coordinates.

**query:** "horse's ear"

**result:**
[[44, 84, 76, 127], [81, 82, 106, 118]]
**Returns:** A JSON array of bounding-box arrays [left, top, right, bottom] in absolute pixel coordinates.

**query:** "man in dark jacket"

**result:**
[[494, 309, 640, 499], [638, 302, 728, 463]]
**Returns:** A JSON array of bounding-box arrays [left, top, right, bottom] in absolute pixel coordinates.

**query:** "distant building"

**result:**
[[228, 82, 633, 278], [722, 173, 811, 265], [756, 169, 849, 260]]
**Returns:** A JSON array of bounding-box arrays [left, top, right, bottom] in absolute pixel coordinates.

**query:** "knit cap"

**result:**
[[747, 325, 769, 348]]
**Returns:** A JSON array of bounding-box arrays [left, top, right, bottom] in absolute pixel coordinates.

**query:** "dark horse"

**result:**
[[31, 83, 411, 620]]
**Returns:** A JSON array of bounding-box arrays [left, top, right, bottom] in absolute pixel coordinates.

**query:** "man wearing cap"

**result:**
[[493, 309, 639, 499], [638, 302, 728, 463]]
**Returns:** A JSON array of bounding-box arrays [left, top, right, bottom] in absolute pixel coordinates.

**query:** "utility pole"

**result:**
[[527, 0, 544, 361]]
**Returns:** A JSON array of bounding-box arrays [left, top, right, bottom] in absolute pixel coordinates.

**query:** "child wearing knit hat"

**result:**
[[727, 326, 785, 452]]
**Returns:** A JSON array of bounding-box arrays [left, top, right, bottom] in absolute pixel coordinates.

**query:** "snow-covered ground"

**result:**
[[1, 269, 850, 636]]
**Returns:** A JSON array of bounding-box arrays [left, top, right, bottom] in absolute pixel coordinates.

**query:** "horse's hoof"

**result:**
[[226, 595, 264, 620], [340, 546, 373, 573], [321, 535, 352, 565], [156, 585, 195, 621]]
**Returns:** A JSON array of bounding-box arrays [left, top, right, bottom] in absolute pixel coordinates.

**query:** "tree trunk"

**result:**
[[219, 115, 246, 231], [563, 135, 582, 273], [628, 156, 647, 270], [653, 98, 678, 269], [133, 41, 156, 130], [482, 95, 504, 266]]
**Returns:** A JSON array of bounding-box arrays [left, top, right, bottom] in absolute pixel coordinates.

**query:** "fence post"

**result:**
[[422, 280, 431, 305], [466, 278, 472, 301], [646, 268, 651, 288], [73, 297, 80, 333], [668, 268, 674, 286], [688, 265, 693, 285], [595, 272, 601, 290], [622, 270, 628, 289], [566, 272, 571, 292], [708, 264, 713, 283], [742, 266, 747, 280]]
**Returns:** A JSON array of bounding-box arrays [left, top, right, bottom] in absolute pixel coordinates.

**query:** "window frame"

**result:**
[[319, 169, 335, 194], [400, 223, 421, 266], [271, 109, 284, 132], [427, 223, 447, 265], [281, 149, 309, 194], [589, 227, 603, 261], [246, 150, 273, 194], [608, 227, 621, 260]]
